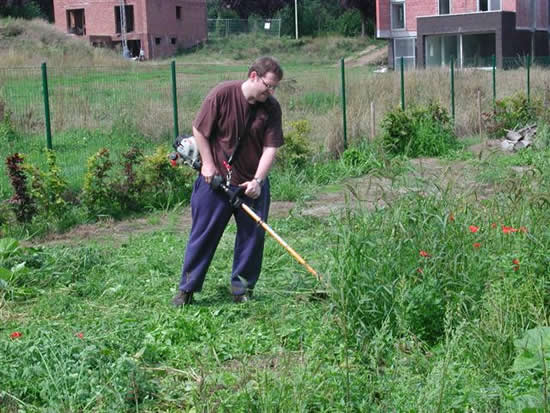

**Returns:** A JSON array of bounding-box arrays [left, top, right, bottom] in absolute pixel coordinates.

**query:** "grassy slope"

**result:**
[[0, 17, 125, 67]]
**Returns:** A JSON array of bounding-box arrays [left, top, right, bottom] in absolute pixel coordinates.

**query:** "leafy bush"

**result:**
[[82, 146, 194, 218], [82, 148, 120, 217], [111, 147, 145, 212], [277, 120, 313, 170], [24, 149, 70, 220], [381, 102, 458, 157], [137, 146, 194, 209], [483, 93, 540, 138]]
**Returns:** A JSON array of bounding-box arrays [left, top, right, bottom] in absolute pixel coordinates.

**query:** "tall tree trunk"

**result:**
[[361, 18, 365, 37]]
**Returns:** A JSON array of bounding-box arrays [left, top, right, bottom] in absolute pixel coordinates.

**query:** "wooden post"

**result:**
[[370, 101, 375, 140]]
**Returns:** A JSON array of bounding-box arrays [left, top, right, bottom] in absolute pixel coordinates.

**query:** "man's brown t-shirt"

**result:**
[[192, 80, 284, 185]]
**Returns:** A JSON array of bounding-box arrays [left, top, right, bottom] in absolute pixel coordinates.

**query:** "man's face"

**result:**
[[252, 71, 280, 102]]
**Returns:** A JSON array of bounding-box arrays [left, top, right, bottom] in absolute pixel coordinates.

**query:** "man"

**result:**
[[172, 56, 284, 306]]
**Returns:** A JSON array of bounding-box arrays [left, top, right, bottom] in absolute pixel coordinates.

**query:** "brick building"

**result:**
[[376, 0, 550, 68], [53, 0, 207, 60]]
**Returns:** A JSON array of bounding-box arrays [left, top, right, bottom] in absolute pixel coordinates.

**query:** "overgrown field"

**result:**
[[1, 19, 550, 411], [1, 144, 550, 411]]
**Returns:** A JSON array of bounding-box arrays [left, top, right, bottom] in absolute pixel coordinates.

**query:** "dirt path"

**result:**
[[342, 45, 388, 67], [35, 149, 500, 247]]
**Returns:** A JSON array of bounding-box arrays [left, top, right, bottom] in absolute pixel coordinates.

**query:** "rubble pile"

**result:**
[[500, 124, 536, 152]]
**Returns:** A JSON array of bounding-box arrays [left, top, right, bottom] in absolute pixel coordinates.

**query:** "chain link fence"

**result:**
[[1, 58, 550, 199]]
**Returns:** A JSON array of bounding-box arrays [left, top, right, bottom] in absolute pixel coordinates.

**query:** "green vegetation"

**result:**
[[381, 102, 458, 157], [1, 17, 550, 411], [2, 145, 550, 410]]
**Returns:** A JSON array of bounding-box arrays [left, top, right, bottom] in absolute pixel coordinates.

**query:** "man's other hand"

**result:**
[[240, 180, 262, 199]]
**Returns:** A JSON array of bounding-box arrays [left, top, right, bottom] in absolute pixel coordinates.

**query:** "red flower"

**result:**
[[514, 266, 519, 271], [10, 332, 22, 339], [469, 225, 479, 233], [449, 213, 455, 222], [512, 258, 520, 265], [502, 225, 518, 234], [473, 242, 481, 248], [75, 332, 84, 339], [491, 223, 497, 229], [419, 250, 430, 258]]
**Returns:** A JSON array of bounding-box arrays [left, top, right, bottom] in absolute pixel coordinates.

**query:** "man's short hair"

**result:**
[[248, 56, 283, 81]]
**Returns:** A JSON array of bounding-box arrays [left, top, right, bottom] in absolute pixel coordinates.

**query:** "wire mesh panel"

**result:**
[[207, 19, 281, 38]]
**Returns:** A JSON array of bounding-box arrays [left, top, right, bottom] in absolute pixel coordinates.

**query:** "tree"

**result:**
[[340, 0, 375, 37], [220, 0, 291, 19], [0, 0, 25, 11], [0, 0, 51, 20]]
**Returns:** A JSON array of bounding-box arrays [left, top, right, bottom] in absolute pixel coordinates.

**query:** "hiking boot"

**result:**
[[172, 290, 193, 307]]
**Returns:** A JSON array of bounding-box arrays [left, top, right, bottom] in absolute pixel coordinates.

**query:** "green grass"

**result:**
[[2, 146, 550, 411]]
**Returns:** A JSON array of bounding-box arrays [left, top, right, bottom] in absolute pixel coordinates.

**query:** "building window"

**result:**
[[66, 9, 86, 35], [439, 0, 450, 14], [394, 37, 415, 68], [155, 37, 161, 45], [171, 37, 177, 45], [479, 0, 500, 11], [176, 6, 182, 20], [391, 1, 405, 30], [115, 5, 134, 33]]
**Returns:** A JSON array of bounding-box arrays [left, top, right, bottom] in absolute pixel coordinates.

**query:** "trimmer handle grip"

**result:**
[[210, 175, 244, 208]]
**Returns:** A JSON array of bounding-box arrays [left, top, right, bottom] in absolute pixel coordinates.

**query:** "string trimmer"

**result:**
[[169, 135, 323, 285]]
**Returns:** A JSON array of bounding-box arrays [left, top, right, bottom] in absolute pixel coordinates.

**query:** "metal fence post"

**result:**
[[340, 58, 347, 150], [450, 56, 455, 121], [171, 60, 179, 139], [400, 56, 405, 111], [41, 62, 53, 150], [493, 55, 497, 106], [527, 54, 531, 104]]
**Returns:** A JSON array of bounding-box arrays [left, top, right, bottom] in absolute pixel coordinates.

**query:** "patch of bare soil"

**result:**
[[342, 45, 388, 67], [33, 156, 496, 247], [296, 157, 495, 218]]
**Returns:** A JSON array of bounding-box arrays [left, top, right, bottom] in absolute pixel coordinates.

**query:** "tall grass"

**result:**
[[2, 146, 550, 410]]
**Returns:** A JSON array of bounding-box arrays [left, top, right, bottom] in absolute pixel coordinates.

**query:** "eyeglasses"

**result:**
[[260, 77, 278, 91]]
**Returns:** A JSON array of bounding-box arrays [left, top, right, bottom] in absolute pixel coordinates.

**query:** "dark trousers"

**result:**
[[178, 175, 270, 296]]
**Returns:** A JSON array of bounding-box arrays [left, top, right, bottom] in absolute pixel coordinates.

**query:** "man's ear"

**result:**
[[249, 70, 258, 80]]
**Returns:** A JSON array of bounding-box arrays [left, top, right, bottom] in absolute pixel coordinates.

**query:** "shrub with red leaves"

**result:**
[[6, 153, 35, 222]]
